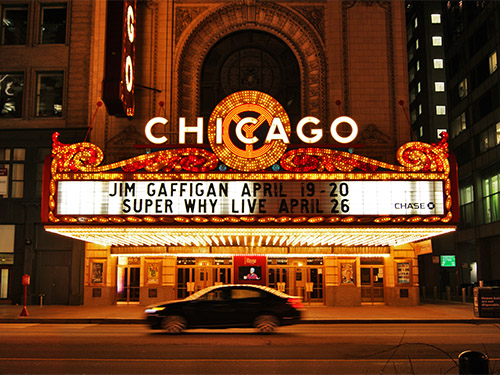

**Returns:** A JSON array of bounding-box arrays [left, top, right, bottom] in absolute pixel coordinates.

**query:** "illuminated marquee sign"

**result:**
[[42, 90, 457, 232], [56, 180, 444, 217]]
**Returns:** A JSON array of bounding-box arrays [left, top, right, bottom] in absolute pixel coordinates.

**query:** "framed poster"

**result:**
[[340, 261, 356, 285], [90, 260, 105, 285], [233, 256, 267, 285], [145, 261, 161, 285], [396, 261, 411, 284]]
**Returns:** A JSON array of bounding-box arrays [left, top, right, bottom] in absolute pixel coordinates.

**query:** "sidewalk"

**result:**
[[0, 302, 495, 324]]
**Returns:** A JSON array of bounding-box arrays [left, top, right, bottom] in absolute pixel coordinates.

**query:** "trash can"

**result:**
[[458, 350, 489, 374]]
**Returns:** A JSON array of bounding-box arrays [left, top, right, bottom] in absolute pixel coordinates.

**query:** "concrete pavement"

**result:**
[[0, 301, 496, 324]]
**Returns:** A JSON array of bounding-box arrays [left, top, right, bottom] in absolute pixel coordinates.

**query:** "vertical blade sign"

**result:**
[[102, 0, 136, 117]]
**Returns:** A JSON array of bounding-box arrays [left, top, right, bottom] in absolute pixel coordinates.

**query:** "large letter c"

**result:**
[[145, 117, 168, 144]]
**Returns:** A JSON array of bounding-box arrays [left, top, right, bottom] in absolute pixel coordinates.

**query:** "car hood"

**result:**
[[146, 299, 184, 309]]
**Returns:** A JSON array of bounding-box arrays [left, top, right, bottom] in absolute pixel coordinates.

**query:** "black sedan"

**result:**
[[145, 284, 303, 333]]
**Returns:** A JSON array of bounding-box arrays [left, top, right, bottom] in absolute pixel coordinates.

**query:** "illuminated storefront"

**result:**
[[42, 91, 457, 306]]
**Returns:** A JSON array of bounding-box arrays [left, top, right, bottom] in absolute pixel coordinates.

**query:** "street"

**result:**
[[0, 323, 499, 374]]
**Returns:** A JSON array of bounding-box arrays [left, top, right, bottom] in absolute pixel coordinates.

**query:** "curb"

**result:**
[[0, 318, 497, 324], [0, 318, 146, 324]]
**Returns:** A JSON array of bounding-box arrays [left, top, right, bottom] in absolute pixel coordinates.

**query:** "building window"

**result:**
[[433, 59, 444, 69], [416, 60, 420, 71], [407, 25, 413, 42], [435, 82, 445, 92], [432, 36, 442, 46], [451, 112, 467, 138], [431, 14, 441, 24], [458, 78, 468, 98], [410, 88, 416, 103], [200, 30, 301, 131], [35, 71, 63, 117], [0, 73, 24, 117], [1, 4, 28, 45], [414, 17, 418, 29], [408, 47, 414, 62], [409, 67, 415, 82], [415, 39, 419, 50], [410, 109, 417, 124], [0, 148, 25, 198], [39, 4, 67, 44], [479, 122, 500, 153], [489, 51, 497, 74], [436, 105, 446, 115], [437, 129, 447, 139], [419, 126, 423, 137], [459, 184, 474, 228], [482, 173, 500, 224], [418, 104, 422, 115], [417, 82, 421, 93], [479, 129, 489, 153]]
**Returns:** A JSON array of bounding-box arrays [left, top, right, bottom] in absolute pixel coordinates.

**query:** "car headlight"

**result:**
[[144, 307, 165, 314]]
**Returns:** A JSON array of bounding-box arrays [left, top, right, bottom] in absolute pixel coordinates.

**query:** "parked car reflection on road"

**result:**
[[145, 284, 304, 333]]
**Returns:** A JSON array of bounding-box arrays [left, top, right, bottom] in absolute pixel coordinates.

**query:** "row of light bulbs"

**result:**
[[45, 226, 455, 248]]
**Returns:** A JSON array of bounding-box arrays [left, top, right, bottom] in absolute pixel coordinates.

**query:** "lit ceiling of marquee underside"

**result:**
[[44, 226, 455, 248]]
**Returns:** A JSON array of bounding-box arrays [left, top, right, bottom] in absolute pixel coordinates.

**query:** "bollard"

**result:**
[[458, 350, 489, 374], [446, 286, 451, 301], [462, 288, 466, 304]]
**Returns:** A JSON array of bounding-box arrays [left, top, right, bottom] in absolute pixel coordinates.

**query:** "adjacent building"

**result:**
[[406, 0, 500, 296], [0, 0, 93, 305], [444, 0, 500, 287]]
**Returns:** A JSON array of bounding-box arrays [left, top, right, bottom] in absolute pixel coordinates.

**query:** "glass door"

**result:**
[[117, 266, 140, 303], [308, 268, 324, 301], [195, 267, 209, 292], [361, 266, 384, 304], [268, 267, 288, 293], [213, 266, 232, 285], [0, 267, 10, 301], [178, 265, 232, 299], [177, 267, 194, 299]]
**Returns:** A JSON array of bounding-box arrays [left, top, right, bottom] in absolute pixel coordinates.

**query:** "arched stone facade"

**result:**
[[175, 1, 327, 124]]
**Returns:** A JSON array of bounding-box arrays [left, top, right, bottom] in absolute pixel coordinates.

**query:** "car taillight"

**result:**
[[287, 298, 304, 309]]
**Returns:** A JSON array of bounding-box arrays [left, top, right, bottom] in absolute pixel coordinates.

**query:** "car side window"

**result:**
[[230, 289, 263, 299], [201, 289, 228, 301]]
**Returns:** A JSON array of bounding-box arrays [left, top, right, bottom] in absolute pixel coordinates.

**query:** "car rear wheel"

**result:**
[[254, 315, 279, 333], [161, 315, 186, 334]]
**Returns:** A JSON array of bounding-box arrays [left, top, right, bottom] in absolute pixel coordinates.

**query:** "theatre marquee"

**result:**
[[42, 91, 457, 248]]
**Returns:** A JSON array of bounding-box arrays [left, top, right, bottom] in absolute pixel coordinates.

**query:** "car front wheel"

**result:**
[[161, 315, 186, 334], [254, 315, 279, 333]]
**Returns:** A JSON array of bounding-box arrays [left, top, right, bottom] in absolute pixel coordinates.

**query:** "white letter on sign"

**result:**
[[330, 116, 358, 144], [179, 117, 204, 144], [297, 116, 323, 144], [265, 118, 290, 144], [145, 117, 168, 144]]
